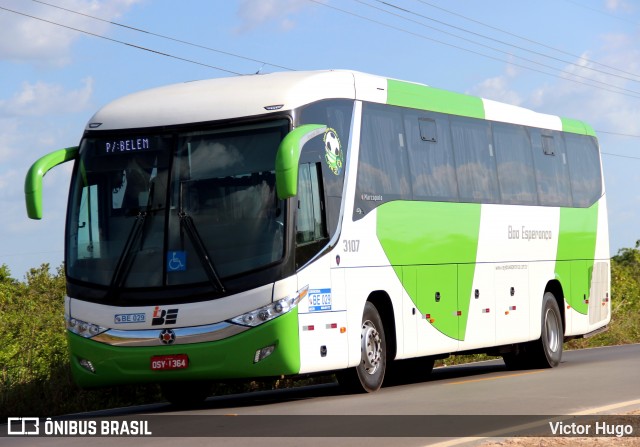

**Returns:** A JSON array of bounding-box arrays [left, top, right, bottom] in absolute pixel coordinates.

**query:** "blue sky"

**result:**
[[1, 0, 640, 278]]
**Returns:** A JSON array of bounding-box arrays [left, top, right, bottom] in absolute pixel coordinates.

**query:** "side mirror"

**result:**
[[25, 146, 79, 219], [275, 124, 326, 200]]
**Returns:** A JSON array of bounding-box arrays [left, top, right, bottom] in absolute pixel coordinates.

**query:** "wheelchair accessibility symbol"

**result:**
[[167, 251, 187, 272]]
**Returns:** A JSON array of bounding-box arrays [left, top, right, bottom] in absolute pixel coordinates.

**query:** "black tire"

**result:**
[[161, 381, 211, 408], [531, 291, 564, 368], [338, 301, 387, 393], [503, 292, 563, 370]]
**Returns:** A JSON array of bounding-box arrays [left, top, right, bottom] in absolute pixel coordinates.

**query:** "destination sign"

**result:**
[[103, 138, 152, 154]]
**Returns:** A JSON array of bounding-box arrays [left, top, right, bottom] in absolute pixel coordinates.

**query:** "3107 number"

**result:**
[[343, 239, 360, 252]]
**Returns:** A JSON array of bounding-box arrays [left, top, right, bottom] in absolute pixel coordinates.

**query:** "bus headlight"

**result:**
[[229, 285, 308, 327], [66, 316, 107, 338]]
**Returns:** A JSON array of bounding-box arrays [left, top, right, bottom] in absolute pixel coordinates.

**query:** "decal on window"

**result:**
[[324, 128, 343, 175]]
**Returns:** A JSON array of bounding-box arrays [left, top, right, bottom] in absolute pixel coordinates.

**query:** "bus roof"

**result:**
[[86, 70, 595, 136]]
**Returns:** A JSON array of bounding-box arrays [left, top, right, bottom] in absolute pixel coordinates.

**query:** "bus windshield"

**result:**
[[66, 120, 289, 290]]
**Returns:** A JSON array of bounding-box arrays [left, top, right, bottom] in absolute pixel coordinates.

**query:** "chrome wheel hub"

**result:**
[[361, 320, 382, 375], [545, 308, 560, 353]]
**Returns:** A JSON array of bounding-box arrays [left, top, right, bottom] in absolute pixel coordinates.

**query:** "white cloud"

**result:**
[[469, 73, 523, 106], [0, 78, 93, 200], [471, 32, 640, 135], [469, 58, 523, 105], [605, 0, 633, 12], [0, 0, 141, 66], [235, 0, 316, 33], [0, 78, 94, 117], [530, 42, 640, 135]]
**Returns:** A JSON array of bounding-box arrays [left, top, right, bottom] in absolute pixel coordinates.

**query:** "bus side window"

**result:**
[[405, 111, 458, 202], [564, 134, 602, 207], [358, 103, 411, 198], [297, 162, 327, 245], [531, 131, 572, 207], [450, 117, 500, 203], [296, 162, 328, 267], [493, 123, 537, 205]]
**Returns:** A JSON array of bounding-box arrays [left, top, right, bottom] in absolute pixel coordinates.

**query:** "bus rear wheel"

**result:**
[[531, 292, 563, 368], [338, 301, 387, 393], [502, 291, 563, 370]]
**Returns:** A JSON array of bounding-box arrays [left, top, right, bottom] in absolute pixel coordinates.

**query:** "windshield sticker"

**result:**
[[308, 288, 332, 312], [114, 313, 146, 324], [323, 128, 343, 175], [167, 251, 187, 272]]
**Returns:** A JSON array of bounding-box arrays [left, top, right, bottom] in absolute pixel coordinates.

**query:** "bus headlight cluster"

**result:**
[[230, 297, 293, 327], [229, 285, 308, 327], [66, 316, 107, 338]]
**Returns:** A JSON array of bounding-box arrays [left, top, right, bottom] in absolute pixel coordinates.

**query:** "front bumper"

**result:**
[[67, 308, 300, 388]]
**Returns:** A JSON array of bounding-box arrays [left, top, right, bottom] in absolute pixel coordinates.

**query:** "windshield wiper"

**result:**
[[108, 178, 157, 295], [179, 211, 226, 293], [178, 180, 225, 293], [109, 210, 147, 294]]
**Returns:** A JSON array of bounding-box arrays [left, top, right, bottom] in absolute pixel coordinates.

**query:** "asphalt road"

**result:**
[[3, 344, 640, 446]]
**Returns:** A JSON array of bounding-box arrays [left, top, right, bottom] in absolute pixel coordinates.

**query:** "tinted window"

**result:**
[[565, 134, 602, 207], [297, 163, 326, 245], [531, 131, 572, 206], [493, 123, 537, 205], [404, 110, 458, 201], [295, 162, 328, 268], [451, 117, 500, 202], [298, 100, 353, 236], [358, 103, 411, 198], [353, 102, 602, 214]]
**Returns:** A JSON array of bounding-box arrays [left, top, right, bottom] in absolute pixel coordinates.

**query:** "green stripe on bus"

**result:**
[[555, 203, 599, 315], [561, 117, 596, 136], [376, 201, 481, 340], [387, 79, 485, 120]]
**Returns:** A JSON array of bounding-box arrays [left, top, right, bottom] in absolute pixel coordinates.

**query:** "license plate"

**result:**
[[150, 354, 189, 371]]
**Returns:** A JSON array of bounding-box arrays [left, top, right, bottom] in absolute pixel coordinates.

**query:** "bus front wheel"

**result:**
[[339, 301, 387, 393]]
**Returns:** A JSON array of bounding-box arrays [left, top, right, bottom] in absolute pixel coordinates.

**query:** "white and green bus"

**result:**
[[25, 70, 610, 403]]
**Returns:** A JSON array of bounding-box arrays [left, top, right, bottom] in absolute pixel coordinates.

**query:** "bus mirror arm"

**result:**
[[25, 146, 79, 219], [275, 124, 327, 200]]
